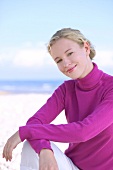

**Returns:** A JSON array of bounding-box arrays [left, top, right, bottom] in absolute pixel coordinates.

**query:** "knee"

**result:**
[[20, 141, 39, 169], [21, 141, 36, 156]]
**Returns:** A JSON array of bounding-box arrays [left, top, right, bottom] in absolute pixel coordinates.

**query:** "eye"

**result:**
[[67, 52, 73, 56], [56, 59, 62, 63]]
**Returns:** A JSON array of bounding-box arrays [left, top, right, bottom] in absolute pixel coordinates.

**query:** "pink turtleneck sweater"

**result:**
[[19, 63, 113, 170]]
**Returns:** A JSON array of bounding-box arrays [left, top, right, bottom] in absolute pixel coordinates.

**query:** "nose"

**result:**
[[63, 58, 71, 67]]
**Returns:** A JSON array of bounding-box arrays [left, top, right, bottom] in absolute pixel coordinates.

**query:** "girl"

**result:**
[[3, 28, 113, 170]]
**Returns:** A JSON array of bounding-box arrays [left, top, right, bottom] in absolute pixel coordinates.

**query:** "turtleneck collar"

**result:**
[[76, 63, 103, 90]]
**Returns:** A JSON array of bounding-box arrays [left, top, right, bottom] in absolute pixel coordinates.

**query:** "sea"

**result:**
[[0, 80, 65, 94]]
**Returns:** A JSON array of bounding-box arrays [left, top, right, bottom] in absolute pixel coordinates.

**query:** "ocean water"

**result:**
[[0, 80, 64, 94]]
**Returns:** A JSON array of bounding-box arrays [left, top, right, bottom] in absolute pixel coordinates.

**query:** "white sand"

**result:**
[[0, 93, 68, 170]]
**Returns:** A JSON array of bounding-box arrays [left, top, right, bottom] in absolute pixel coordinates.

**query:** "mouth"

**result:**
[[67, 65, 77, 73]]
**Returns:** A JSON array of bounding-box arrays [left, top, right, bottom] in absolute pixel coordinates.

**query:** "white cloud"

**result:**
[[13, 42, 49, 67], [0, 52, 11, 66], [0, 47, 18, 65], [13, 48, 46, 67], [0, 42, 54, 68], [95, 50, 113, 67], [13, 42, 57, 68]]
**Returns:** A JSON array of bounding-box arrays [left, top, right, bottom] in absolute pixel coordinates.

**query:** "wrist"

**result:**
[[40, 148, 53, 157]]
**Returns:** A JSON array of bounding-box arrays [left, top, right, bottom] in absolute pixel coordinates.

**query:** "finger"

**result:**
[[2, 148, 5, 158], [3, 141, 12, 161], [5, 143, 13, 161], [2, 145, 5, 158], [4, 145, 9, 161], [7, 147, 13, 161], [3, 143, 7, 160]]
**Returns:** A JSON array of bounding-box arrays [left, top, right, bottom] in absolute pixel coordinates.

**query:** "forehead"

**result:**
[[50, 38, 79, 57]]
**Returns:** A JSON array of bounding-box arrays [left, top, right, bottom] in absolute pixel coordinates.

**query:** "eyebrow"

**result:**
[[54, 48, 71, 61], [65, 48, 71, 53]]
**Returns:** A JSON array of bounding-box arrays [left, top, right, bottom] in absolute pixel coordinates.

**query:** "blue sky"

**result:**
[[0, 0, 113, 80]]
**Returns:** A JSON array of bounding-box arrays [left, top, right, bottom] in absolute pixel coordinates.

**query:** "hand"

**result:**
[[39, 149, 59, 170], [2, 130, 21, 161]]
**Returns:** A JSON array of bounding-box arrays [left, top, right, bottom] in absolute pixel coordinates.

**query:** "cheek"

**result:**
[[57, 64, 64, 72], [75, 53, 87, 62]]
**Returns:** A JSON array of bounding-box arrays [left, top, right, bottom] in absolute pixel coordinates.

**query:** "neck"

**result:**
[[76, 62, 103, 90], [79, 60, 94, 79], [85, 60, 94, 78]]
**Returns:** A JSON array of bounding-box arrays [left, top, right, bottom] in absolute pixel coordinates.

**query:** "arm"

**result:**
[[26, 83, 65, 153], [39, 149, 58, 170], [19, 89, 113, 143], [2, 84, 65, 162]]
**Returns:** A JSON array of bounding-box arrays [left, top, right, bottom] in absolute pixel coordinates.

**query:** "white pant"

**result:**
[[20, 141, 79, 170]]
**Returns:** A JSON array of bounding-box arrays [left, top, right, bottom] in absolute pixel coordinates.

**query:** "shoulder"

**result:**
[[101, 72, 113, 95], [56, 79, 76, 94], [102, 72, 113, 85]]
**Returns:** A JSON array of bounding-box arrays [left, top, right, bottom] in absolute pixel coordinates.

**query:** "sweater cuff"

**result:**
[[28, 139, 53, 154], [19, 126, 53, 154], [19, 126, 30, 142]]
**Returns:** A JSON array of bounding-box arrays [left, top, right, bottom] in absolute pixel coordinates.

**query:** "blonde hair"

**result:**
[[47, 28, 96, 60]]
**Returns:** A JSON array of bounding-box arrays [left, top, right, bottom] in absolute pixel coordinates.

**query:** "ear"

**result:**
[[84, 41, 90, 56]]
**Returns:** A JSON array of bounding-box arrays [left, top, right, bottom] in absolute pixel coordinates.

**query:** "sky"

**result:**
[[0, 0, 113, 80]]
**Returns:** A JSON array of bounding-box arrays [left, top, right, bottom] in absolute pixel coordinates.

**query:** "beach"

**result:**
[[0, 93, 67, 170]]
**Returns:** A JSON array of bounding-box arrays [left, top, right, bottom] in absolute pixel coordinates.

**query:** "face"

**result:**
[[50, 38, 93, 79]]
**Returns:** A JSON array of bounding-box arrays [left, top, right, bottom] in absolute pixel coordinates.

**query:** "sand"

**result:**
[[0, 93, 68, 170]]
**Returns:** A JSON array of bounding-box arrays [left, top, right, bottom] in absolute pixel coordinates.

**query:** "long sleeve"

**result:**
[[19, 88, 113, 143], [25, 83, 65, 153]]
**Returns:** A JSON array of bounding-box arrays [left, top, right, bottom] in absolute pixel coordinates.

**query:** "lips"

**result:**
[[67, 65, 76, 73]]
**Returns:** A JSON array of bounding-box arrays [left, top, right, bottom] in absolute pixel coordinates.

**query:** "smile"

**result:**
[[67, 65, 76, 73]]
